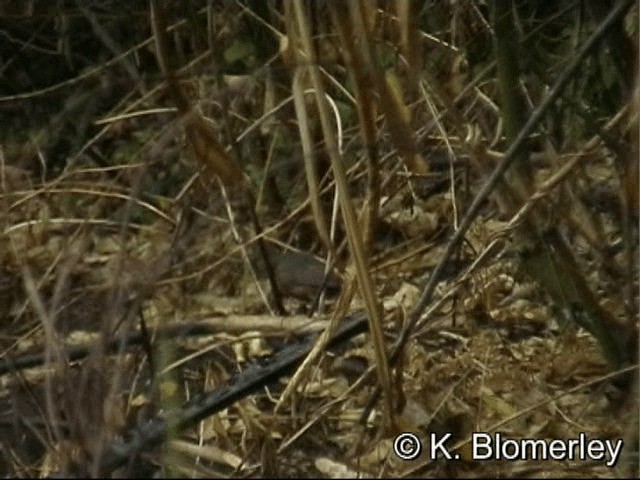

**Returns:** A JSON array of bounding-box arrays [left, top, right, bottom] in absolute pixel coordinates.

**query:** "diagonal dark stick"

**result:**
[[360, 0, 636, 422], [395, 0, 634, 362], [88, 0, 635, 472], [97, 313, 368, 474]]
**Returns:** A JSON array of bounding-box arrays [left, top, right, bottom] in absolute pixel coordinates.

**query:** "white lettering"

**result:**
[[473, 433, 492, 460], [501, 439, 519, 460], [430, 433, 452, 460], [605, 439, 623, 467], [520, 439, 547, 460], [548, 439, 568, 460]]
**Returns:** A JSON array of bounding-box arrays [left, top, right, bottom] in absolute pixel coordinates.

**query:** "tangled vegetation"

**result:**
[[0, 1, 637, 477]]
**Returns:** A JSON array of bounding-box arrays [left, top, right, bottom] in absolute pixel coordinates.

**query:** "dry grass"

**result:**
[[0, 1, 637, 477]]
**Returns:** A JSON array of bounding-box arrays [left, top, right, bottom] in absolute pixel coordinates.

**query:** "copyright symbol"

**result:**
[[393, 432, 422, 460]]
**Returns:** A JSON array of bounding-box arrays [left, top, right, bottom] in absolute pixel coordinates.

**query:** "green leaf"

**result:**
[[224, 40, 256, 64]]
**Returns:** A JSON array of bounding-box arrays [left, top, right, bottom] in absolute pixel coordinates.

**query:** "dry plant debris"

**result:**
[[0, 1, 637, 478]]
